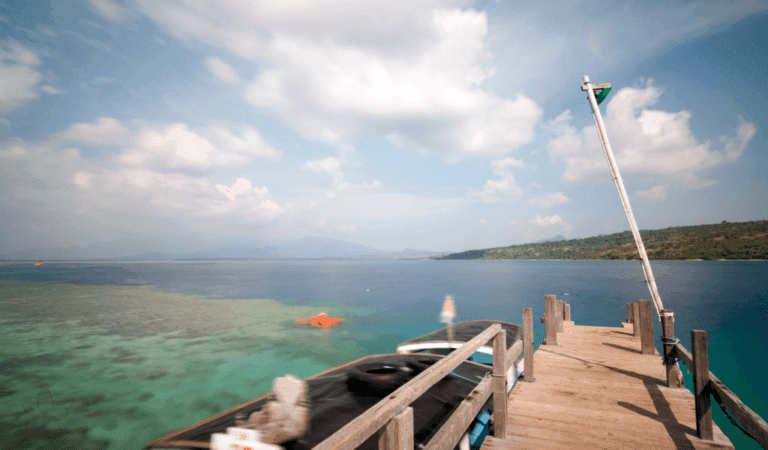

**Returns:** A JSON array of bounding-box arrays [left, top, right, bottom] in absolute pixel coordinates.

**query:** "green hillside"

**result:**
[[438, 220, 768, 260]]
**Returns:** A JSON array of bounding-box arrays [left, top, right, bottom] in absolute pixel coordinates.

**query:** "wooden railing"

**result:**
[[622, 301, 768, 449], [312, 313, 534, 450]]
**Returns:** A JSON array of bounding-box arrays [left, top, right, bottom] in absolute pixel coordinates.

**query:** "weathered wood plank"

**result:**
[[556, 299, 564, 332], [661, 309, 685, 389], [639, 299, 655, 355], [676, 341, 693, 368], [632, 303, 641, 337], [494, 322, 734, 450], [313, 324, 502, 450], [378, 407, 413, 450], [692, 330, 713, 441], [523, 308, 534, 382], [504, 338, 523, 372], [544, 295, 557, 345], [708, 372, 768, 449], [493, 329, 508, 438], [423, 376, 493, 450]]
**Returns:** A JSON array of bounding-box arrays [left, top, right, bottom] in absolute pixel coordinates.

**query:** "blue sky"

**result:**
[[1, 0, 766, 257]]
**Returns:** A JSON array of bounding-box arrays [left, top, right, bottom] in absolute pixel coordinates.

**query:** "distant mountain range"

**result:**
[[438, 220, 768, 261], [3, 236, 442, 261]]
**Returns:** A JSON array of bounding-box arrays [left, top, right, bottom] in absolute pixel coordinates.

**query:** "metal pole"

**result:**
[[582, 75, 664, 317]]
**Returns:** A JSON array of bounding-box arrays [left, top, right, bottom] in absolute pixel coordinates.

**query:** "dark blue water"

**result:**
[[1, 260, 766, 449]]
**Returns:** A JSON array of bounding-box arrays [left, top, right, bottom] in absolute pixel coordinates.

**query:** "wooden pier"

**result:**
[[482, 319, 734, 449]]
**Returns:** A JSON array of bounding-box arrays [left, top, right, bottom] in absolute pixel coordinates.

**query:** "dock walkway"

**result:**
[[482, 321, 734, 449]]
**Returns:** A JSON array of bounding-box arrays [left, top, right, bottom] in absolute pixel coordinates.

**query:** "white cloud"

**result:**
[[205, 57, 240, 83], [479, 219, 489, 225], [548, 83, 757, 187], [529, 214, 562, 227], [338, 224, 357, 234], [636, 184, 667, 201], [69, 120, 282, 173], [473, 157, 524, 203], [132, 1, 542, 157], [529, 192, 569, 208], [61, 117, 130, 146], [0, 39, 43, 113]]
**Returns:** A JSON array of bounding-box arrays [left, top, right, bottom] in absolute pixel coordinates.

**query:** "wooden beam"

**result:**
[[709, 372, 768, 449], [676, 339, 768, 447], [627, 303, 633, 323], [639, 299, 654, 355], [660, 310, 684, 389], [565, 303, 571, 322], [544, 295, 557, 345], [674, 342, 692, 369], [581, 83, 611, 91], [556, 299, 564, 332], [505, 339, 523, 371], [523, 308, 534, 382], [632, 304, 640, 337], [378, 407, 413, 450], [313, 324, 503, 450], [692, 330, 713, 441], [423, 376, 494, 450], [493, 329, 508, 438]]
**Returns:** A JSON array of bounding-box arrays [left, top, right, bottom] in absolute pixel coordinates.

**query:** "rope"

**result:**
[[660, 335, 680, 365], [711, 388, 759, 443]]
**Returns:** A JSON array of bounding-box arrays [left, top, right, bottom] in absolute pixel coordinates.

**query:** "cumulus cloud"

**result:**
[[473, 157, 524, 203], [60, 117, 130, 146], [59, 117, 280, 172], [0, 130, 286, 251], [529, 214, 563, 227], [205, 57, 240, 83], [0, 39, 44, 113], [130, 1, 542, 157], [529, 192, 569, 208], [636, 184, 667, 201], [548, 83, 757, 187]]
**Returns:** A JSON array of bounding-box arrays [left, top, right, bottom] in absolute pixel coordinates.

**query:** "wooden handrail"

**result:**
[[313, 324, 504, 450], [674, 342, 768, 448]]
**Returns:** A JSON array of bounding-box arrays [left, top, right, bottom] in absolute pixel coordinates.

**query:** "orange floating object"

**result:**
[[295, 312, 344, 328]]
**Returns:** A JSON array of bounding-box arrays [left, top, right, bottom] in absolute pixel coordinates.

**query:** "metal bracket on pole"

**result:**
[[582, 75, 665, 318]]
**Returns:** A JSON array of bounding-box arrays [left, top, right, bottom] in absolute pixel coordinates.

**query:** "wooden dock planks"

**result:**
[[482, 321, 734, 450]]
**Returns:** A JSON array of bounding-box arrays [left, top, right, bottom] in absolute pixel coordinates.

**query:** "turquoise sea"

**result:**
[[1, 260, 766, 449]]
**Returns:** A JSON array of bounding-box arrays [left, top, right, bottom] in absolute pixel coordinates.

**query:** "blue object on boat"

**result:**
[[469, 408, 492, 450]]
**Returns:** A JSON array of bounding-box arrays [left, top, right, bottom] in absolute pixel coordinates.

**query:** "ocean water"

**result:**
[[0, 260, 766, 449]]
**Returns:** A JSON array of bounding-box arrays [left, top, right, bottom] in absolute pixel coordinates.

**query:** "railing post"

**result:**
[[378, 407, 414, 450], [492, 329, 507, 438], [692, 330, 713, 441], [523, 308, 534, 382], [632, 303, 641, 337], [556, 299, 564, 332], [660, 310, 684, 388], [544, 295, 557, 345], [639, 299, 654, 355], [565, 303, 571, 322], [626, 303, 633, 324]]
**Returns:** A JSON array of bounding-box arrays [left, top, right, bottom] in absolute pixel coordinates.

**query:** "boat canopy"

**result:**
[[397, 320, 522, 354]]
